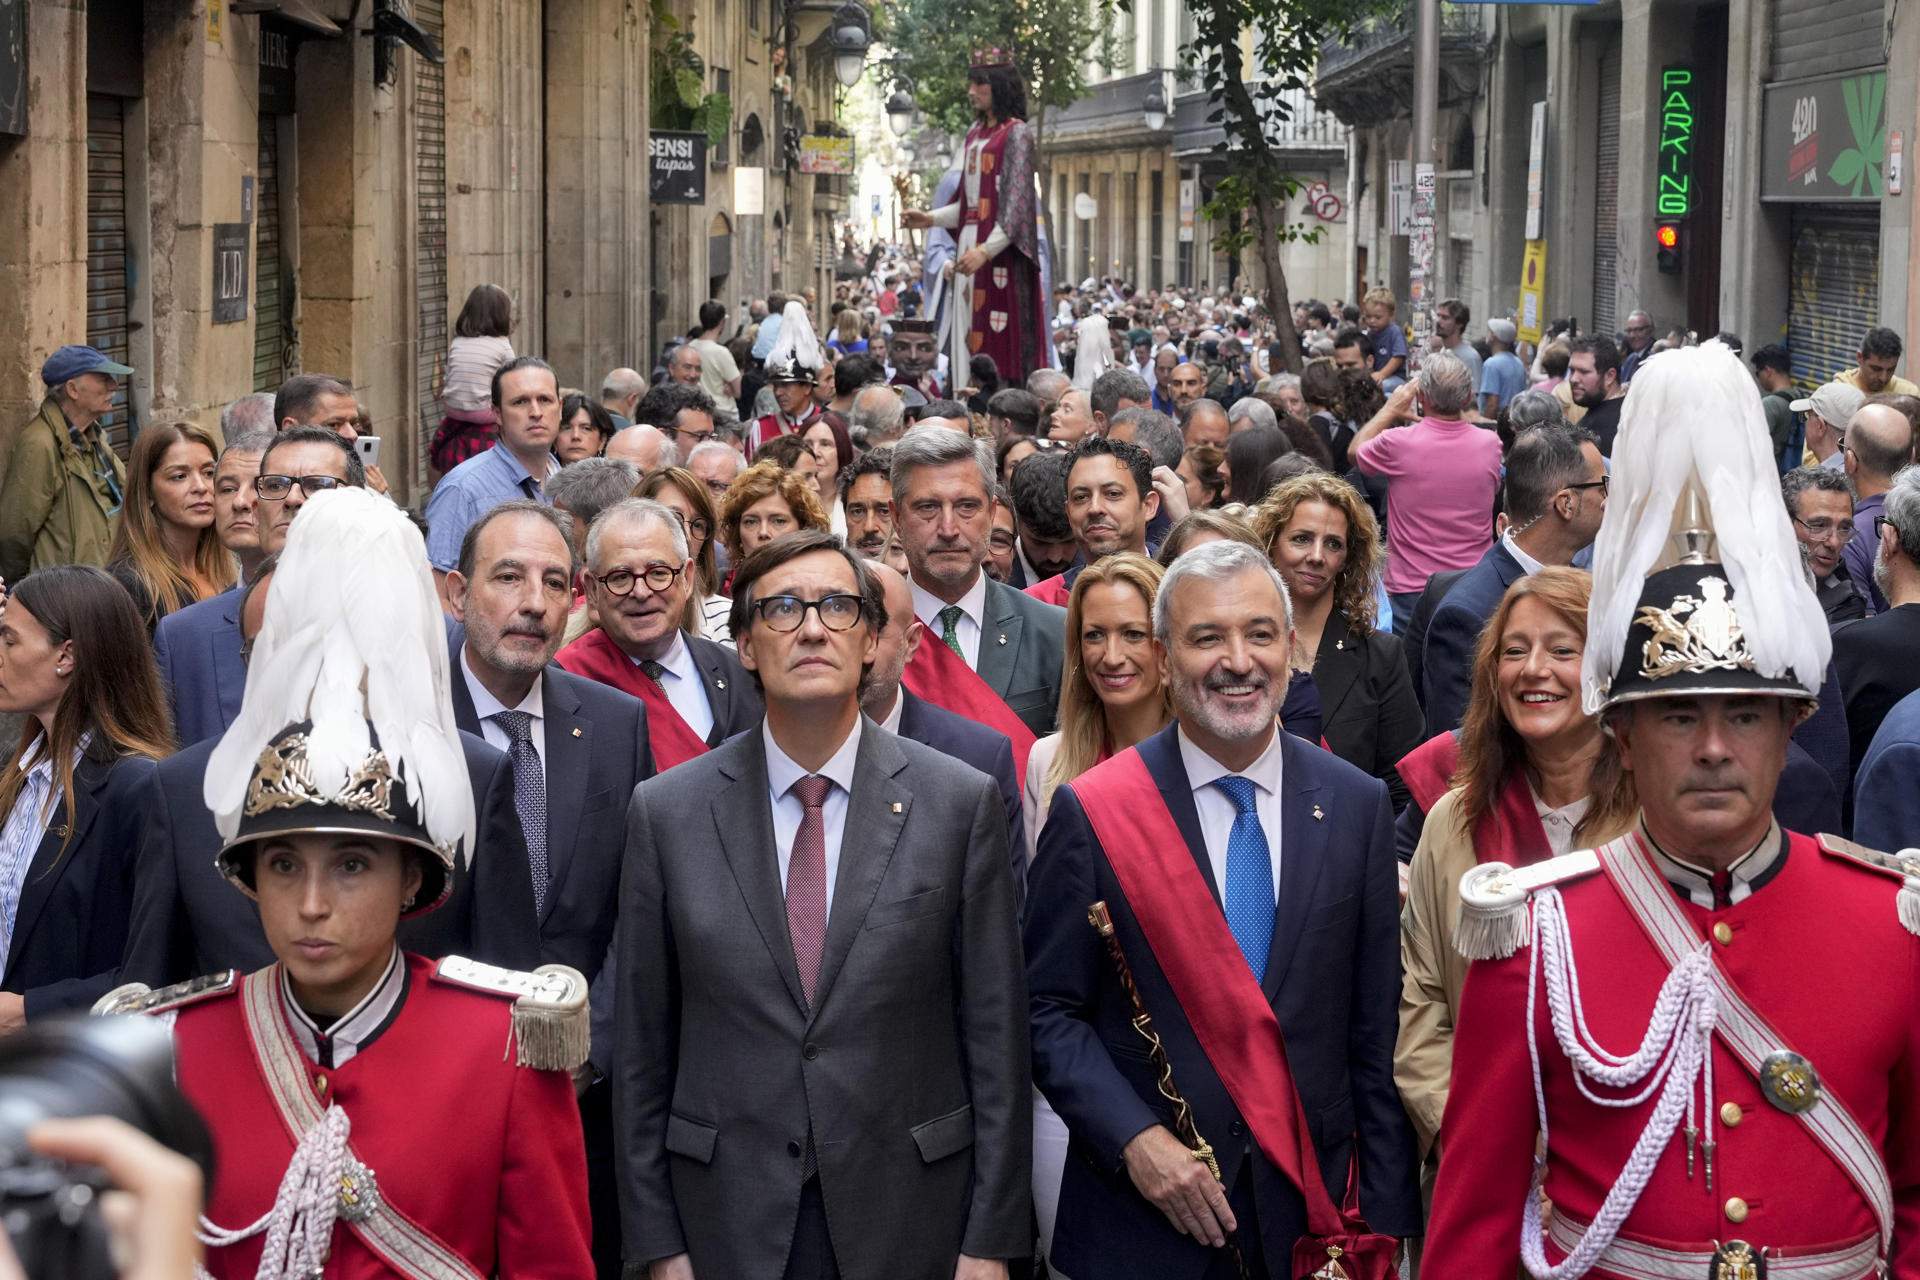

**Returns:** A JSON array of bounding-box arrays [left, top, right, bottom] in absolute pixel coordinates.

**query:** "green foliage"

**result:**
[[879, 0, 1122, 137], [650, 1, 732, 141]]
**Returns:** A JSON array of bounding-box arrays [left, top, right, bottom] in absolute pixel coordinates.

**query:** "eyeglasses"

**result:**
[[254, 474, 345, 499], [593, 564, 682, 596], [1565, 476, 1610, 496], [1793, 515, 1856, 541], [749, 593, 866, 633], [666, 425, 716, 446], [673, 512, 712, 542], [988, 530, 1017, 551]]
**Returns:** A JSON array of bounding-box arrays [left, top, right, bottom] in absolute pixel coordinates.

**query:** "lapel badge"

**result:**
[[716, 678, 728, 690], [571, 727, 583, 738], [891, 802, 903, 814], [1312, 804, 1325, 822], [997, 633, 1008, 645], [1759, 1049, 1820, 1114]]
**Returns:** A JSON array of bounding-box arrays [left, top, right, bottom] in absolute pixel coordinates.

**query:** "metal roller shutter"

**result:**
[[86, 94, 134, 456], [1591, 38, 1621, 340], [253, 121, 285, 393], [415, 0, 449, 466], [1771, 0, 1881, 82], [1787, 204, 1880, 390]]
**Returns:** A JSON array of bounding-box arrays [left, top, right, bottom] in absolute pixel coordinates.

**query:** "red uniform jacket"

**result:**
[[749, 404, 820, 457], [1426, 833, 1920, 1272], [173, 953, 593, 1279]]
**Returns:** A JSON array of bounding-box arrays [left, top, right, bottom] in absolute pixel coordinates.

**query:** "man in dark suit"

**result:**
[[119, 558, 541, 990], [1423, 424, 1604, 733], [892, 426, 1067, 736], [1027, 540, 1419, 1278], [860, 560, 1024, 897], [616, 530, 1029, 1280], [1834, 466, 1920, 777], [556, 497, 761, 770]]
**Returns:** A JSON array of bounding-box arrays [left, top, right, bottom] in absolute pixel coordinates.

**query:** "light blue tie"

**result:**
[[1214, 775, 1275, 982]]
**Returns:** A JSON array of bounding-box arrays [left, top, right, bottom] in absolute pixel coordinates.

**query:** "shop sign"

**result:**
[[1761, 68, 1888, 201], [650, 131, 708, 204], [797, 135, 855, 175], [212, 224, 250, 325], [1656, 66, 1696, 217]]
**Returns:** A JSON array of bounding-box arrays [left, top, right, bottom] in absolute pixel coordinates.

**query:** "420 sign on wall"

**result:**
[[1761, 68, 1888, 201]]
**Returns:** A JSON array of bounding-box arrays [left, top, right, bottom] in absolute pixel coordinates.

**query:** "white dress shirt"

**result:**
[[634, 630, 715, 742], [1531, 788, 1592, 858], [875, 690, 905, 735], [1643, 820, 1785, 908], [911, 572, 989, 669], [462, 649, 548, 778], [1177, 724, 1286, 904], [283, 946, 407, 1068], [1501, 529, 1546, 577], [764, 718, 863, 923]]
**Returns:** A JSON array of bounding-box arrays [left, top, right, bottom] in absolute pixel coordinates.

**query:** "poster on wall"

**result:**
[[650, 131, 708, 204], [797, 135, 855, 175], [1760, 68, 1888, 201]]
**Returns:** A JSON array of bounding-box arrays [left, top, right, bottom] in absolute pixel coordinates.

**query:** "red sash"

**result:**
[[1069, 747, 1395, 1277], [554, 629, 712, 770], [1394, 733, 1553, 867], [901, 632, 1037, 782], [1022, 575, 1071, 608]]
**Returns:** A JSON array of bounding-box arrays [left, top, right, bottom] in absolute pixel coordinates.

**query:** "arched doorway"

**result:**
[[709, 211, 734, 304]]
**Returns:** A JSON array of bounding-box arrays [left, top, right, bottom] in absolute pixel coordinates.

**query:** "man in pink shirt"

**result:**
[[1348, 351, 1503, 623]]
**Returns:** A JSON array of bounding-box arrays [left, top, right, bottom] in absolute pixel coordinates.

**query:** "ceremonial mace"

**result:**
[[1087, 901, 1249, 1280], [891, 172, 920, 255]]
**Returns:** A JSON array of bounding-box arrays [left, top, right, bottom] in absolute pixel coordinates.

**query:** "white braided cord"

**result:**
[[195, 1104, 353, 1280], [1520, 888, 1719, 1280]]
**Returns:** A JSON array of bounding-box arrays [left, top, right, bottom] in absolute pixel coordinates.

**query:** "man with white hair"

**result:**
[[602, 367, 646, 427], [605, 423, 676, 473], [848, 382, 908, 448], [1227, 396, 1276, 436], [1027, 539, 1419, 1279], [219, 390, 277, 437], [686, 438, 746, 503]]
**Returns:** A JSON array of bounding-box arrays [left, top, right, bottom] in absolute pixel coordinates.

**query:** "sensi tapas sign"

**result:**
[[650, 131, 708, 204]]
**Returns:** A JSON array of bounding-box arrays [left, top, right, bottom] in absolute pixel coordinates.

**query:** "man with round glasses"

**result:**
[[556, 497, 761, 770], [613, 527, 1029, 1280]]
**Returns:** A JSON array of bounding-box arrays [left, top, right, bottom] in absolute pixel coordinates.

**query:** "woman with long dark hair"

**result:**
[[0, 566, 173, 1027], [106, 421, 235, 630], [900, 51, 1049, 383], [431, 283, 516, 474]]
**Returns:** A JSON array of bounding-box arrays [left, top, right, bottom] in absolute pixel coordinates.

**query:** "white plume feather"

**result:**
[[765, 299, 825, 371], [204, 487, 476, 864], [1581, 340, 1831, 713], [1071, 313, 1115, 391]]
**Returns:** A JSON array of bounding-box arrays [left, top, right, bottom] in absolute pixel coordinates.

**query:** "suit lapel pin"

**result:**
[[1312, 804, 1325, 821], [571, 727, 583, 738], [716, 678, 728, 690], [997, 633, 1008, 645], [891, 802, 903, 814]]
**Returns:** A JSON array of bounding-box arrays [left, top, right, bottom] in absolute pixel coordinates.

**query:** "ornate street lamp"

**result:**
[[1142, 81, 1168, 132], [886, 89, 917, 136], [830, 2, 872, 88]]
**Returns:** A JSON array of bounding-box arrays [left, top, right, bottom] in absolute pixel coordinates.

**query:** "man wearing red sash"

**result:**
[[1027, 539, 1419, 1278], [891, 426, 1065, 736], [1427, 343, 1920, 1276], [1023, 436, 1160, 608], [556, 497, 762, 771]]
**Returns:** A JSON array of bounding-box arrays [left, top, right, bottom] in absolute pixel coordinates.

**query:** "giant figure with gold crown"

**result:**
[[92, 488, 593, 1280], [1424, 342, 1920, 1276], [901, 48, 1050, 384]]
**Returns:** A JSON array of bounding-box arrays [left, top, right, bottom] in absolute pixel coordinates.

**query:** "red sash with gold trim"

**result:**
[[901, 632, 1036, 781], [1069, 747, 1397, 1278], [555, 628, 712, 770]]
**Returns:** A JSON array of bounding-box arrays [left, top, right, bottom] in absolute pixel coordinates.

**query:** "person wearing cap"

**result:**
[[1426, 341, 1920, 1277], [1793, 379, 1866, 471], [0, 345, 134, 584], [1476, 318, 1530, 419]]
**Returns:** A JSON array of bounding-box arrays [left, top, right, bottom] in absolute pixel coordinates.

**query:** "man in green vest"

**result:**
[[0, 345, 133, 584]]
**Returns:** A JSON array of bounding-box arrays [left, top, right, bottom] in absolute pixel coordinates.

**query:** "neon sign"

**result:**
[[1657, 65, 1697, 217]]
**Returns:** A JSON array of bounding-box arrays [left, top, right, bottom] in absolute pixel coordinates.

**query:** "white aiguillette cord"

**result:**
[[195, 1103, 355, 1280], [1518, 888, 1719, 1280]]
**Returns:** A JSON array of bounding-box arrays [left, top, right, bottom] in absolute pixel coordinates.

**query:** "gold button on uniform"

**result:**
[[1720, 1101, 1743, 1127], [1724, 1197, 1749, 1224], [1712, 922, 1734, 945]]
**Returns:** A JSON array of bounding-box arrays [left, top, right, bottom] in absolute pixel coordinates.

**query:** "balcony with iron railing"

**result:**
[[1172, 83, 1349, 159], [1313, 2, 1490, 128]]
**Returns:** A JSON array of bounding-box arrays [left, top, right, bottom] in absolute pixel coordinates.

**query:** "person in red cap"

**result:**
[[0, 344, 134, 583]]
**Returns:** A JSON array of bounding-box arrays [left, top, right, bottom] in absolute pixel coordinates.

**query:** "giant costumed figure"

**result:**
[[903, 49, 1050, 384]]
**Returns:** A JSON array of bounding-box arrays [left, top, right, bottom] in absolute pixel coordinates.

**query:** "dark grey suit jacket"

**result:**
[[973, 576, 1067, 737], [613, 721, 1030, 1279], [686, 632, 764, 745]]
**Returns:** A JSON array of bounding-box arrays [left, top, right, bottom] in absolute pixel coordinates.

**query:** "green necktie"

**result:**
[[938, 605, 965, 659]]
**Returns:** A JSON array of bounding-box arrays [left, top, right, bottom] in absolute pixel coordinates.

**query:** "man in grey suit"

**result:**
[[891, 426, 1067, 736], [615, 528, 1031, 1280]]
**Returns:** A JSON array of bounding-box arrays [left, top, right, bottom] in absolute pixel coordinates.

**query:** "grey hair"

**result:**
[[1415, 351, 1476, 415], [889, 424, 996, 503], [220, 427, 276, 463], [1503, 388, 1566, 433], [221, 391, 278, 437], [1879, 465, 1920, 562], [586, 497, 689, 569], [848, 384, 906, 443], [1259, 373, 1302, 397], [1113, 408, 1183, 469], [549, 457, 642, 528], [1306, 335, 1335, 358], [1228, 397, 1277, 433], [1152, 539, 1293, 644], [1781, 463, 1855, 516], [686, 439, 746, 479], [601, 367, 645, 401]]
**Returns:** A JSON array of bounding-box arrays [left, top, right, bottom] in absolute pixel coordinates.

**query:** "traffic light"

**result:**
[[1655, 222, 1683, 274]]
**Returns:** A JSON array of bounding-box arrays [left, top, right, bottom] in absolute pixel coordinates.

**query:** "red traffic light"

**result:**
[[1655, 224, 1680, 250]]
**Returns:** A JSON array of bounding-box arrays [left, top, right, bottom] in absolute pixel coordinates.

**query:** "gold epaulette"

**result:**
[[430, 956, 590, 1072], [1818, 834, 1920, 936], [91, 971, 237, 1018], [1455, 849, 1604, 961]]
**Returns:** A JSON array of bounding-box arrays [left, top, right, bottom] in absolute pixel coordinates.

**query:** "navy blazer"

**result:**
[[449, 650, 654, 980], [3, 752, 156, 1017], [151, 588, 245, 747], [896, 689, 1025, 909], [1027, 725, 1420, 1277], [118, 731, 541, 990], [1421, 541, 1527, 736]]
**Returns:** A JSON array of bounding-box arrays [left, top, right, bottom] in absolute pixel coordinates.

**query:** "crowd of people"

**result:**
[[7, 229, 1920, 1279]]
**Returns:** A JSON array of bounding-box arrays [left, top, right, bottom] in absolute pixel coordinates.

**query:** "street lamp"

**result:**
[[886, 89, 917, 136], [1143, 82, 1168, 132], [830, 2, 872, 88]]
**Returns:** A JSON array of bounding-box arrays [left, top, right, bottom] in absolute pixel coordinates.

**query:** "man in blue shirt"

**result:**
[[425, 356, 560, 595], [1477, 318, 1530, 419]]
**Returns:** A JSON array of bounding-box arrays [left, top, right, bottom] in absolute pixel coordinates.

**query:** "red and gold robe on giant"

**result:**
[[928, 115, 1049, 384]]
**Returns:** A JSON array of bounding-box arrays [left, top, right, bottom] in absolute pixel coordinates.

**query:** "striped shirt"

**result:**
[[442, 335, 515, 414], [0, 739, 68, 963]]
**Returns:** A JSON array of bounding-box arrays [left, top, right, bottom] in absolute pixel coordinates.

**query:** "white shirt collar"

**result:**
[[282, 946, 407, 1068], [875, 690, 905, 735], [461, 647, 545, 723], [763, 717, 863, 801], [1502, 530, 1547, 577], [1175, 722, 1286, 799], [910, 571, 988, 631], [629, 629, 696, 681], [1641, 819, 1785, 909]]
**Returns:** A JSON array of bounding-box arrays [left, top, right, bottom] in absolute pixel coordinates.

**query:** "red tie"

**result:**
[[786, 776, 832, 1006]]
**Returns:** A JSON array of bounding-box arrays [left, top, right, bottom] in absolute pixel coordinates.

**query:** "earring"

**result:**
[[401, 894, 417, 910]]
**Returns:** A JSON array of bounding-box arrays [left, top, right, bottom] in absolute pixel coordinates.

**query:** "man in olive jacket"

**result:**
[[0, 345, 132, 584]]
